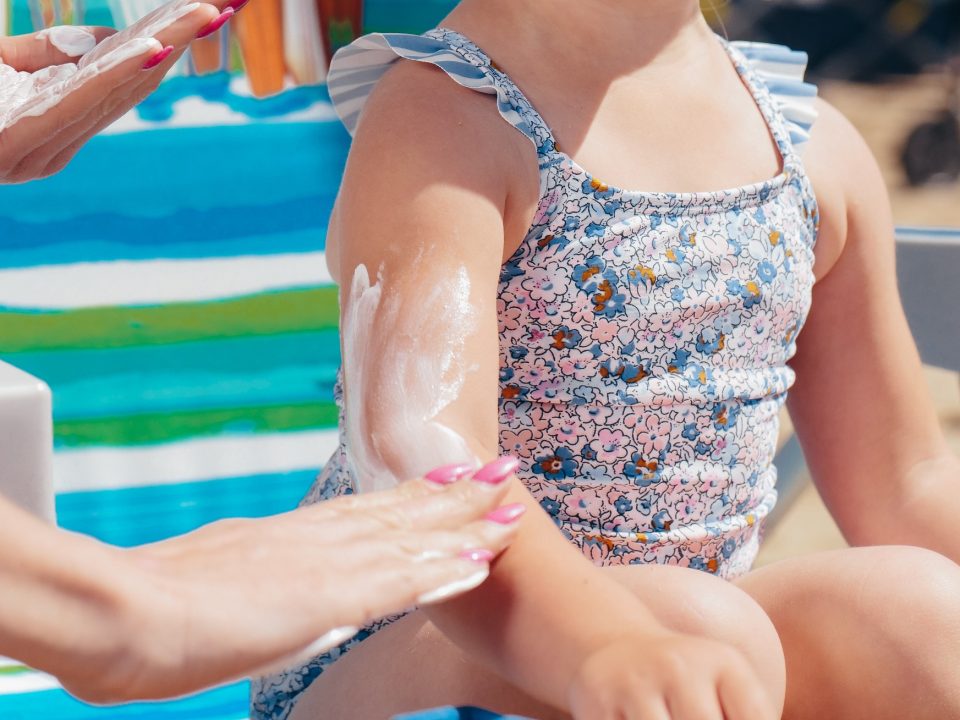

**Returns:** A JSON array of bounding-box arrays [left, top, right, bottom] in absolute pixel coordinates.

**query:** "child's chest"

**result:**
[[497, 172, 819, 383]]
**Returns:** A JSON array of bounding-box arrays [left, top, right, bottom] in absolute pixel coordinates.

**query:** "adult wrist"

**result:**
[[63, 545, 184, 703], [50, 540, 151, 701]]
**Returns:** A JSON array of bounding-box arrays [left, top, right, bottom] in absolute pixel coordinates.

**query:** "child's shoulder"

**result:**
[[331, 41, 542, 252], [326, 40, 542, 277], [803, 96, 891, 277], [337, 33, 531, 155]]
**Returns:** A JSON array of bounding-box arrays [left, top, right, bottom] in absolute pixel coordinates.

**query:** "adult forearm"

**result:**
[[0, 497, 136, 688], [425, 479, 663, 711]]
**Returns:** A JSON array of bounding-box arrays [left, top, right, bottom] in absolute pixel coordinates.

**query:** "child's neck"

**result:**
[[452, 0, 712, 79]]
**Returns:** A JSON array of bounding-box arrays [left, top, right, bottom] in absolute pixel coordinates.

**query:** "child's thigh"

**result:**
[[733, 545, 960, 720], [288, 563, 785, 720]]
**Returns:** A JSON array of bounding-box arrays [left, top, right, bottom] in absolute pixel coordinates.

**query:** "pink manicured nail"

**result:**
[[225, 0, 250, 11], [142, 45, 174, 70], [471, 456, 519, 485], [485, 503, 527, 525], [196, 8, 235, 39], [459, 549, 495, 563], [424, 463, 475, 486]]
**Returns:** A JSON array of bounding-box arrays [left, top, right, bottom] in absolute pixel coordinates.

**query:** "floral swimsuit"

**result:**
[[252, 27, 819, 720]]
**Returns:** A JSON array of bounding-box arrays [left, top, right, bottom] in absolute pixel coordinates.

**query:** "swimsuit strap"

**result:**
[[725, 40, 819, 157], [326, 30, 818, 168], [326, 27, 560, 163]]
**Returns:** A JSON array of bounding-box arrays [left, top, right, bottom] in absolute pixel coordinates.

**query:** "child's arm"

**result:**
[[788, 98, 960, 563], [331, 62, 775, 718]]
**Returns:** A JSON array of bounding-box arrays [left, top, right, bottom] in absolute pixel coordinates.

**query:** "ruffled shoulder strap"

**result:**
[[728, 41, 819, 154], [326, 28, 558, 161]]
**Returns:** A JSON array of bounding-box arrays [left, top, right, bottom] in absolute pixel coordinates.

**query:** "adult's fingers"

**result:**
[[12, 1, 253, 180], [340, 552, 494, 623], [372, 476, 520, 532], [378, 515, 520, 567], [0, 27, 115, 71], [152, 4, 226, 54], [303, 456, 518, 523], [80, 1, 218, 68], [51, 0, 235, 152], [36, 1, 237, 176], [0, 38, 161, 182], [20, 46, 175, 178], [296, 474, 471, 527], [313, 473, 521, 539], [34, 41, 197, 179], [253, 551, 497, 677], [318, 466, 481, 515]]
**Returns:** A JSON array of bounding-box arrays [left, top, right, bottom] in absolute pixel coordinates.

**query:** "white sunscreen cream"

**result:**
[[342, 264, 478, 493], [0, 0, 201, 133], [37, 26, 98, 57], [0, 37, 161, 131]]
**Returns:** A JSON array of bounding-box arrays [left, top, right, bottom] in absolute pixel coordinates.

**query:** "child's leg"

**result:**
[[288, 563, 786, 720], [733, 545, 960, 720]]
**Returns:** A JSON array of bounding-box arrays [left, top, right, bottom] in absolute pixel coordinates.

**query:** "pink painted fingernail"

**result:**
[[424, 463, 475, 486], [196, 7, 235, 39], [459, 549, 495, 563], [471, 456, 519, 485], [485, 503, 527, 525], [225, 0, 250, 11], [142, 45, 174, 70]]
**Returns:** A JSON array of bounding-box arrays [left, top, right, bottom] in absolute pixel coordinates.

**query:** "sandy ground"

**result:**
[[820, 76, 960, 226], [756, 75, 960, 565]]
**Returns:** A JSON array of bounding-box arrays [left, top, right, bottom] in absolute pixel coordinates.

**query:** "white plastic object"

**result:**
[[0, 361, 55, 523]]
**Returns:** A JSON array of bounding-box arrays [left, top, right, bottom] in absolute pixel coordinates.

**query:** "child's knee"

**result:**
[[862, 547, 960, 684], [859, 546, 960, 624]]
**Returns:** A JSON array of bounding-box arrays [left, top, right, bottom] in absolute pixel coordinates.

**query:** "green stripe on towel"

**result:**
[[0, 287, 340, 353], [55, 401, 340, 448]]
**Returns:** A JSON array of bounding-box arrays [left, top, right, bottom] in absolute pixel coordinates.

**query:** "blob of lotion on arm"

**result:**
[[341, 263, 480, 491]]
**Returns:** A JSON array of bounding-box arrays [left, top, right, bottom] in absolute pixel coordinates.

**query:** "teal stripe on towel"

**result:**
[[9, 331, 342, 422], [0, 682, 249, 720], [57, 470, 319, 547], [393, 709, 533, 720]]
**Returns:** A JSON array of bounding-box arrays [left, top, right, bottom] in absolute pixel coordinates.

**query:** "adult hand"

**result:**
[[57, 458, 523, 704], [568, 633, 777, 720], [0, 0, 244, 183]]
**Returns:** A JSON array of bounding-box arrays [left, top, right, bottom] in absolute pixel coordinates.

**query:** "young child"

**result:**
[[253, 1, 960, 718]]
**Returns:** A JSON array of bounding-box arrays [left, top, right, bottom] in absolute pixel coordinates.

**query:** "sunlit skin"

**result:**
[[0, 465, 522, 703], [292, 0, 960, 718], [0, 0, 235, 183], [0, 1, 528, 702]]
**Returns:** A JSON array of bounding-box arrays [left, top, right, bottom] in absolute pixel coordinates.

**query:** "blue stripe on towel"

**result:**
[[393, 709, 533, 720], [0, 682, 249, 720], [57, 470, 319, 548]]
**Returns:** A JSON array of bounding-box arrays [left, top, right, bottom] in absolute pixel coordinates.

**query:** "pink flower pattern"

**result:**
[[253, 27, 820, 720]]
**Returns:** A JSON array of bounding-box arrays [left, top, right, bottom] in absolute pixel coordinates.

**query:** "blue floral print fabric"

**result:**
[[252, 27, 819, 720]]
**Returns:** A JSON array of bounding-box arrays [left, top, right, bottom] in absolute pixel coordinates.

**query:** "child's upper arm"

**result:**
[[329, 60, 520, 485], [787, 98, 948, 542]]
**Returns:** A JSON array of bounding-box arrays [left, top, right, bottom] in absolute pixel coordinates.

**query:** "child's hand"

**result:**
[[568, 633, 776, 720]]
